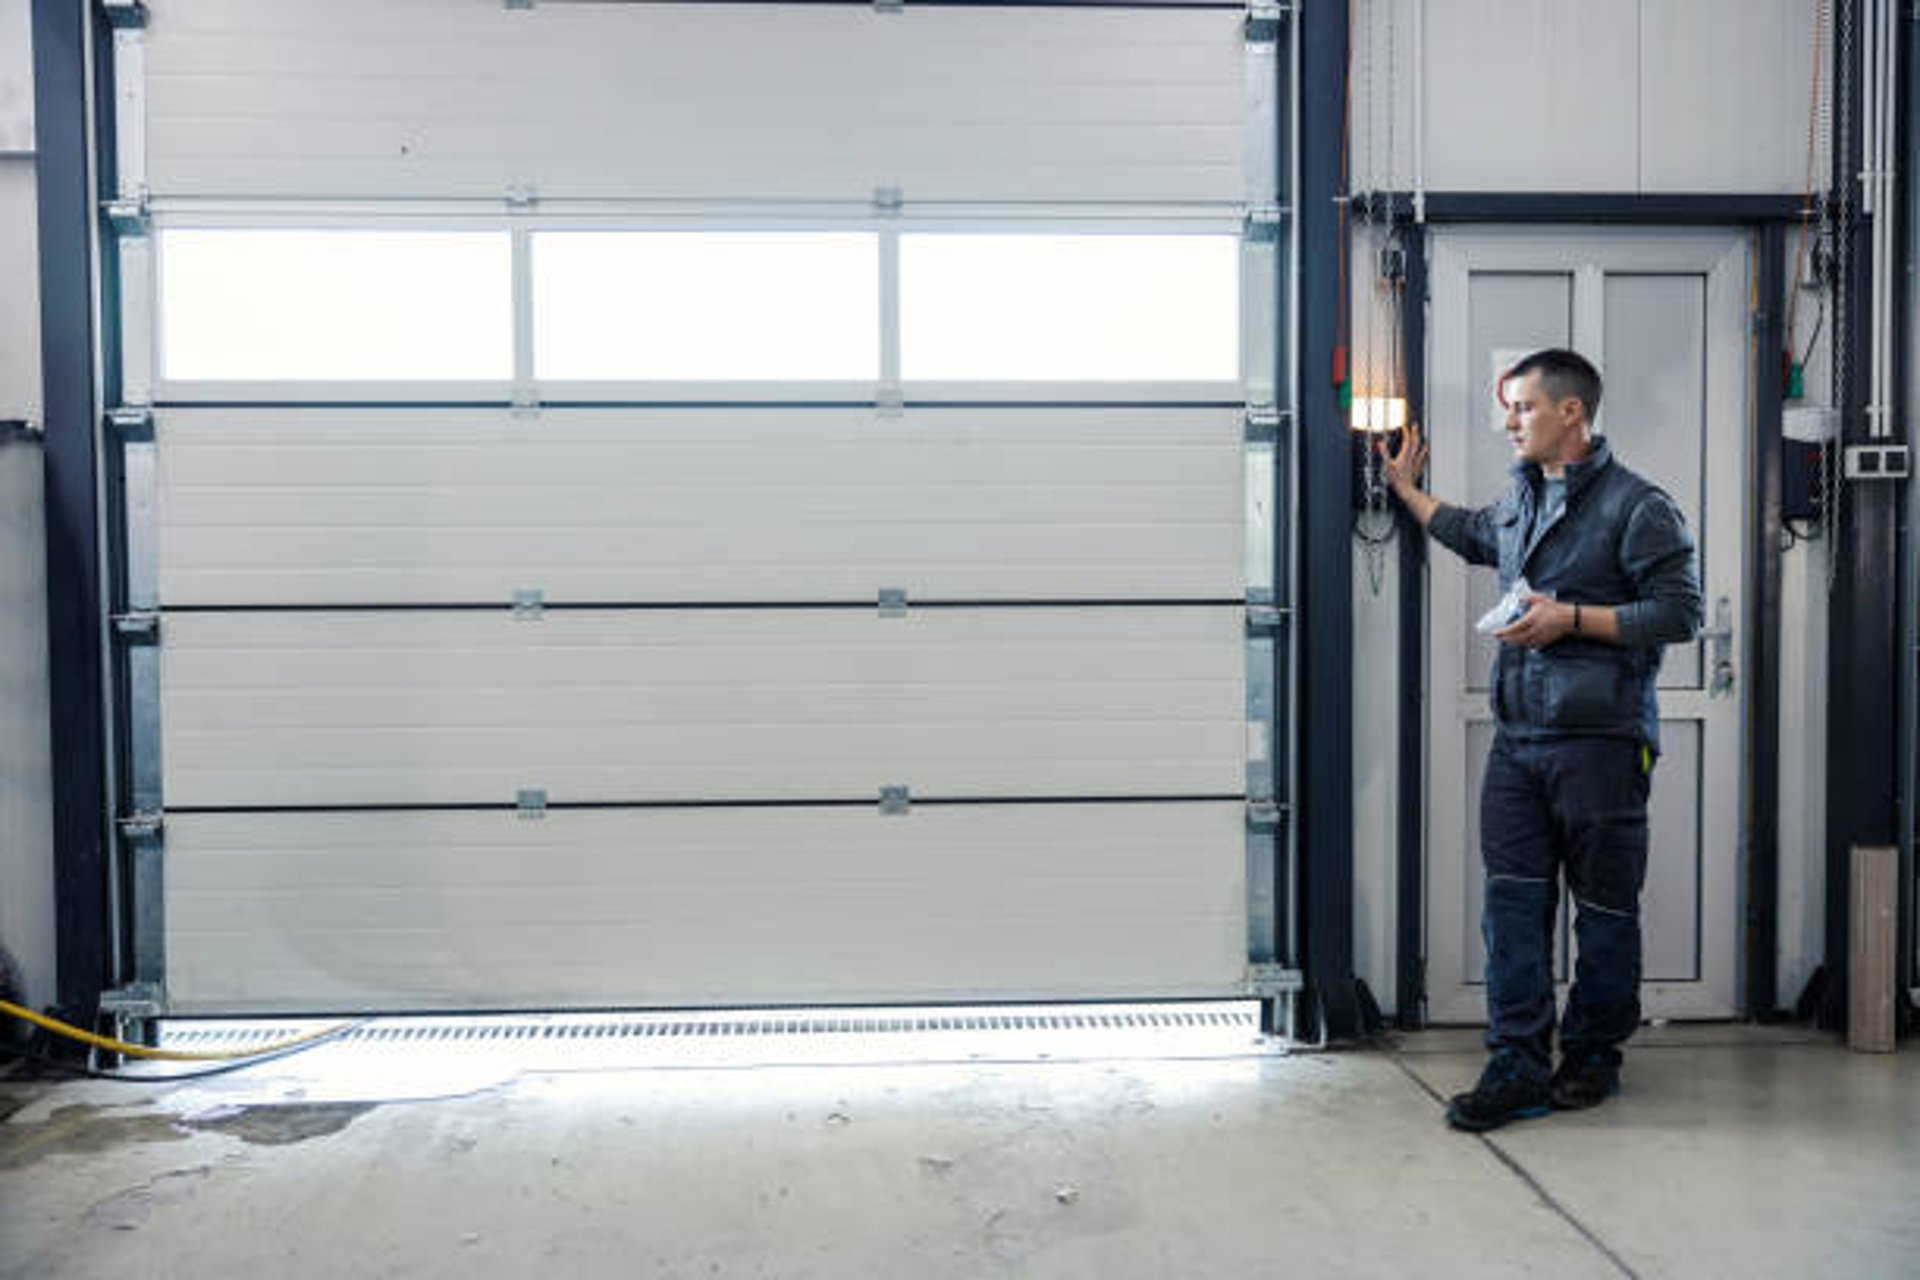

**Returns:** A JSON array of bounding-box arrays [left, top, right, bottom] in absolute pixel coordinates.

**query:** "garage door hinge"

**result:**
[[876, 385, 905, 417], [878, 587, 908, 617], [116, 810, 164, 842], [100, 982, 165, 1019], [103, 189, 150, 236], [1247, 963, 1303, 998], [516, 788, 548, 818], [506, 183, 539, 212], [103, 1, 149, 30], [873, 186, 904, 215], [512, 386, 541, 417], [1244, 206, 1286, 244], [1246, 2, 1293, 43], [1244, 405, 1285, 444], [112, 611, 161, 642], [512, 588, 545, 619], [1245, 604, 1288, 639], [1245, 798, 1284, 832], [879, 785, 911, 815], [106, 406, 155, 440]]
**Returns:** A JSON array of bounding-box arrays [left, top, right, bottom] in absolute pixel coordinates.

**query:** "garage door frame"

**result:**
[[69, 0, 1303, 1029]]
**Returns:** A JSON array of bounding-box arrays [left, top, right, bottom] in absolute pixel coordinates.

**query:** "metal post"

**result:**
[[1298, 0, 1358, 1040], [33, 0, 114, 1025], [1395, 219, 1428, 1029], [1749, 222, 1787, 1018], [1823, 0, 1904, 1030]]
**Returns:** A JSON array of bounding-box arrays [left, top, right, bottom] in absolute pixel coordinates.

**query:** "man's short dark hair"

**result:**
[[1509, 348, 1603, 424]]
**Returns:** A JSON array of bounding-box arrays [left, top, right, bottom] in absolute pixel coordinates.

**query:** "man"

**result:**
[[1382, 349, 1702, 1132]]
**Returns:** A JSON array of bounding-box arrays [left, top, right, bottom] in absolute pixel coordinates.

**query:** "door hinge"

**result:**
[[99, 982, 166, 1020], [1247, 963, 1303, 998], [102, 1, 149, 30], [112, 611, 161, 642], [116, 810, 164, 842], [1246, 604, 1289, 640], [106, 406, 155, 440], [103, 189, 150, 236], [1245, 405, 1285, 445], [1246, 798, 1285, 832], [1244, 205, 1287, 244], [1246, 1, 1293, 44]]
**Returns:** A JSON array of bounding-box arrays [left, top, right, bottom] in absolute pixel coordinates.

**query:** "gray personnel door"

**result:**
[[1425, 228, 1750, 1024]]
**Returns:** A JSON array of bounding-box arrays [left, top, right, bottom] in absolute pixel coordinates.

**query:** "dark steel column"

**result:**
[[1748, 222, 1786, 1019], [1395, 220, 1428, 1029], [1297, 0, 1357, 1039], [1821, 0, 1903, 1031], [32, 0, 112, 1020]]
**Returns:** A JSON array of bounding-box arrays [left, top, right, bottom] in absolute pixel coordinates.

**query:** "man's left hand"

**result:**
[[1492, 594, 1575, 650]]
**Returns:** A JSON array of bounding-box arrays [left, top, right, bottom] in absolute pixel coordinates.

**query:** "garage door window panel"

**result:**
[[533, 231, 880, 382], [899, 233, 1241, 383], [157, 229, 514, 382]]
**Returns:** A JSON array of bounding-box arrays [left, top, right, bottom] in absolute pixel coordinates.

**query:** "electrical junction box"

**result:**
[[1782, 407, 1838, 523]]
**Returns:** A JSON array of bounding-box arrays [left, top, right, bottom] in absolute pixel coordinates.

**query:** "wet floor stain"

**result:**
[[0, 1106, 191, 1170], [0, 1086, 46, 1127], [181, 1102, 376, 1146], [0, 1101, 377, 1169]]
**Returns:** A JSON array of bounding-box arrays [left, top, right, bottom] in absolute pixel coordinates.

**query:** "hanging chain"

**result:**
[[1825, 0, 1854, 585], [1353, 0, 1395, 596]]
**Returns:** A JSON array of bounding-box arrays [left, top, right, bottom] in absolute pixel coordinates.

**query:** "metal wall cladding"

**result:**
[[162, 804, 1248, 1013], [1355, 0, 1820, 194], [142, 1, 1248, 203]]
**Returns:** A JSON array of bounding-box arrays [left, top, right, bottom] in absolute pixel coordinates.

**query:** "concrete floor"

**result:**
[[2, 1024, 1915, 1280]]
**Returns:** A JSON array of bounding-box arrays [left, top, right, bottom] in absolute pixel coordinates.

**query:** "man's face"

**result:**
[[1501, 371, 1585, 470]]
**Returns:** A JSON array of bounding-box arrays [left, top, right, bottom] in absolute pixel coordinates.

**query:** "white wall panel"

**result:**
[[0, 439, 55, 1013], [0, 161, 40, 422], [163, 804, 1247, 1012], [1640, 0, 1822, 193], [0, 0, 30, 155], [156, 407, 1245, 605], [1424, 0, 1639, 192], [1369, 0, 1820, 194], [160, 608, 1245, 807], [143, 1, 1247, 202]]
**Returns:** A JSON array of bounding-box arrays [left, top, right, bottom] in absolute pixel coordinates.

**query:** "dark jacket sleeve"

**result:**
[[1613, 490, 1703, 649], [1427, 502, 1501, 568]]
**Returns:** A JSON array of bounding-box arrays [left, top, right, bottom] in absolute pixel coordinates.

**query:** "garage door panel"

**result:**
[[163, 804, 1248, 1013], [157, 408, 1245, 605], [161, 608, 1246, 807], [145, 2, 1248, 202]]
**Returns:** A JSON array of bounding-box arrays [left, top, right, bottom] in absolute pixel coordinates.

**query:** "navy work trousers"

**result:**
[[1479, 733, 1652, 1069]]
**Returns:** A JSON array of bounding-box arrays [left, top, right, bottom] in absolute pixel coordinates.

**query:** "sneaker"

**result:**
[[1550, 1051, 1621, 1110], [1445, 1051, 1552, 1132]]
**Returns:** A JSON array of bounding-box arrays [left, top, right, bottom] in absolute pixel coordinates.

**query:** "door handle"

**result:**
[[1700, 596, 1734, 697]]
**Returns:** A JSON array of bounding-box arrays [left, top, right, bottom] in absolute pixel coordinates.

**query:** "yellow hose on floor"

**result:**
[[1, 998, 353, 1062]]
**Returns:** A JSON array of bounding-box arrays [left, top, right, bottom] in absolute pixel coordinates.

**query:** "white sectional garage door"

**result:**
[[122, 0, 1271, 1013]]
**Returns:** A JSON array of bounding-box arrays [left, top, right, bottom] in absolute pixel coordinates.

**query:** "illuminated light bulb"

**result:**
[[1349, 396, 1408, 433]]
